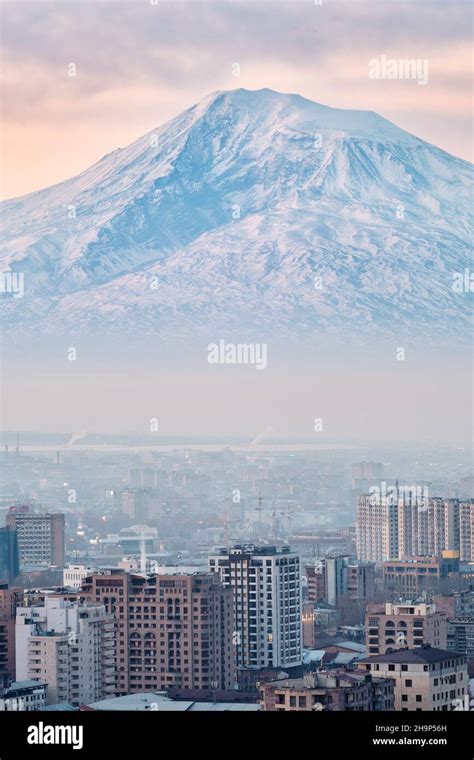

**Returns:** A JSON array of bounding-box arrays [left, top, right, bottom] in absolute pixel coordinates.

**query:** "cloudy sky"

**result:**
[[1, 0, 472, 200]]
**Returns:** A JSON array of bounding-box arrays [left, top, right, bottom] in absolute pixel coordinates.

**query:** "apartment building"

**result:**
[[459, 501, 474, 562], [356, 494, 399, 561], [80, 569, 235, 694], [358, 646, 468, 711], [0, 679, 47, 711], [209, 545, 302, 670], [357, 495, 474, 562], [15, 596, 115, 705], [382, 555, 458, 596], [6, 506, 65, 571], [63, 564, 96, 589], [447, 618, 474, 662], [305, 561, 326, 603], [365, 602, 447, 656], [260, 670, 394, 711], [433, 588, 474, 618]]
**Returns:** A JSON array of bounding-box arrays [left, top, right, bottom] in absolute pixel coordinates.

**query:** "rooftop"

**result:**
[[359, 645, 466, 665], [88, 692, 260, 712]]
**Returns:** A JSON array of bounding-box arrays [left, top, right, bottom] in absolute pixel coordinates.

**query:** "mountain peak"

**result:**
[[195, 87, 414, 143], [0, 88, 471, 346]]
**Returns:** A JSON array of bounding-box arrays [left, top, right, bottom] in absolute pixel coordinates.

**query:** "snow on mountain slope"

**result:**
[[0, 88, 472, 344]]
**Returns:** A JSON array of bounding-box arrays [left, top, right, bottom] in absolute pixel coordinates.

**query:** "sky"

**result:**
[[1, 0, 472, 200], [2, 347, 472, 441]]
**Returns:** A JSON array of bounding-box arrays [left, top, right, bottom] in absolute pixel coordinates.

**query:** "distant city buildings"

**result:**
[[356, 493, 399, 562], [446, 618, 474, 663], [0, 527, 19, 585], [63, 564, 97, 589], [358, 647, 468, 711], [305, 560, 326, 602], [6, 506, 65, 571], [382, 555, 459, 596], [98, 527, 158, 558], [356, 494, 474, 562], [118, 489, 161, 522], [209, 545, 302, 670], [15, 596, 115, 705], [326, 556, 375, 606], [433, 588, 474, 618], [351, 462, 384, 491], [304, 555, 375, 608], [459, 501, 474, 561], [0, 441, 472, 714], [365, 602, 447, 656]]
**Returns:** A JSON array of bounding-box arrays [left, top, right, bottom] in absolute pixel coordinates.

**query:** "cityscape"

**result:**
[[0, 0, 472, 754], [0, 438, 472, 716]]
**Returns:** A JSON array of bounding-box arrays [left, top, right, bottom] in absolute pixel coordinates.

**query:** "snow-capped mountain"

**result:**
[[1, 88, 472, 345]]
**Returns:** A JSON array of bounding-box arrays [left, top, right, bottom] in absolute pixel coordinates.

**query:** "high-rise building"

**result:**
[[459, 501, 474, 561], [356, 493, 399, 561], [326, 556, 347, 607], [6, 506, 65, 571], [365, 602, 447, 656], [305, 556, 374, 606], [326, 556, 375, 606], [358, 647, 468, 711], [15, 595, 116, 705], [80, 569, 235, 694], [0, 527, 19, 584], [357, 495, 474, 562], [209, 545, 302, 670]]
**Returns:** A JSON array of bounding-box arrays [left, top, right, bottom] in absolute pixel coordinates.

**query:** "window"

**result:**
[[416, 695, 422, 702], [289, 696, 296, 707], [405, 680, 412, 687]]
